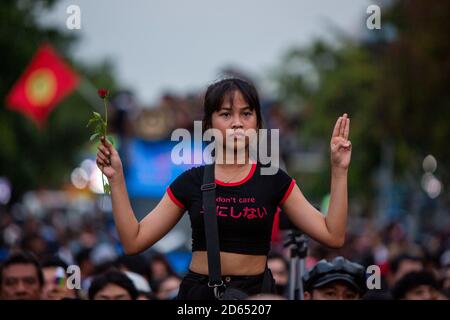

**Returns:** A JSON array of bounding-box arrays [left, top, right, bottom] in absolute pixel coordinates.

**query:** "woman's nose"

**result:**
[[231, 115, 243, 128]]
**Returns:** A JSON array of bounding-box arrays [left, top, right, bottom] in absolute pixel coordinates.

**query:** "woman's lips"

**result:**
[[230, 132, 245, 139]]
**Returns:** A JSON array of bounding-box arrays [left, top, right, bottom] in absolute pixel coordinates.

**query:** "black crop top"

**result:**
[[167, 162, 296, 255]]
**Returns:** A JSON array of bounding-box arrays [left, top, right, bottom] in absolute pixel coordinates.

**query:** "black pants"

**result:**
[[176, 269, 276, 300]]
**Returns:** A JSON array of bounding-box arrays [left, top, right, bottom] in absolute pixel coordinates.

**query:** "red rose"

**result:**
[[97, 89, 109, 99]]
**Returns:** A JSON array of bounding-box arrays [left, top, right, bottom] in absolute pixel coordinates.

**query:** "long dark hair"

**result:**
[[202, 78, 263, 131]]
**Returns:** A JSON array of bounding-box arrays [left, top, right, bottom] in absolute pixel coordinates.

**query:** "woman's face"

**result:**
[[210, 90, 258, 157]]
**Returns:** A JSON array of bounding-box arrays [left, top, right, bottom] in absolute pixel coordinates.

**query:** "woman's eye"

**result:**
[[243, 112, 252, 117], [220, 113, 230, 118]]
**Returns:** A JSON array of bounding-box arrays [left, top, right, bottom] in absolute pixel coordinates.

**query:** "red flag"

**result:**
[[6, 43, 79, 127]]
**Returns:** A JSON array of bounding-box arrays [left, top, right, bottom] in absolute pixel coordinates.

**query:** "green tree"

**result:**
[[273, 0, 450, 214], [0, 0, 118, 203]]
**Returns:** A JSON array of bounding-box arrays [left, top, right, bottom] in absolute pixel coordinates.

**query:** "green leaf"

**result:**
[[93, 112, 102, 119], [89, 133, 101, 141], [103, 183, 111, 194], [95, 123, 105, 135], [86, 118, 96, 128]]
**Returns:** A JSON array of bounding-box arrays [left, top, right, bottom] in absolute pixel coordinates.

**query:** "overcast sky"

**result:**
[[39, 0, 371, 105]]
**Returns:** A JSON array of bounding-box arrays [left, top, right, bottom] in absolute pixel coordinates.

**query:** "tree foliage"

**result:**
[[274, 0, 450, 211], [0, 0, 118, 202]]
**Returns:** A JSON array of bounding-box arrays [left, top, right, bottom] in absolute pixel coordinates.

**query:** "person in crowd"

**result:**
[[155, 275, 182, 300], [0, 251, 43, 300], [76, 248, 94, 274], [391, 270, 446, 300], [440, 249, 450, 297], [41, 255, 78, 300], [267, 251, 289, 297], [303, 256, 366, 300], [88, 269, 138, 300], [147, 252, 177, 289], [388, 253, 424, 286], [117, 254, 152, 282]]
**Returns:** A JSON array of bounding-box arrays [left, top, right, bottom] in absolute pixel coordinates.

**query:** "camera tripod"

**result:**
[[284, 230, 308, 300]]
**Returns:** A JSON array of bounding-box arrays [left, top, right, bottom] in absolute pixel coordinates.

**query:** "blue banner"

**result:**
[[124, 138, 202, 198]]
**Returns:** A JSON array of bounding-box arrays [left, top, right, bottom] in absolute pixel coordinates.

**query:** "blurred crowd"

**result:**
[[1, 74, 448, 300], [0, 201, 449, 300], [270, 230, 450, 300]]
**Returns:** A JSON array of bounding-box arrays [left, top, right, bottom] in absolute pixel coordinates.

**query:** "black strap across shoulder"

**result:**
[[201, 164, 223, 290]]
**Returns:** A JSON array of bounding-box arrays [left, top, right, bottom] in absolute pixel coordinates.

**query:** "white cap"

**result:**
[[123, 271, 151, 293]]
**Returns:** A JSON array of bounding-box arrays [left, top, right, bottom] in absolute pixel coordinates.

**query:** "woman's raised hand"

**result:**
[[330, 113, 352, 170]]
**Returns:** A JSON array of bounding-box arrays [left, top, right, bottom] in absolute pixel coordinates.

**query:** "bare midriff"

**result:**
[[189, 251, 267, 276]]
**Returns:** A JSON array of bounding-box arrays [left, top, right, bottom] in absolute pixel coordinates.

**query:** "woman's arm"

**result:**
[[282, 114, 351, 248], [97, 137, 185, 255], [282, 175, 347, 248], [110, 177, 185, 255]]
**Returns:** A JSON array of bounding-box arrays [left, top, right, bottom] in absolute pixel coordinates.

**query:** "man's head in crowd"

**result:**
[[389, 254, 424, 284], [303, 256, 366, 300], [41, 256, 78, 300], [442, 266, 450, 297], [267, 252, 289, 296], [0, 251, 44, 300], [440, 250, 450, 295], [88, 270, 138, 300], [148, 252, 177, 286], [75, 248, 94, 280], [391, 270, 443, 300]]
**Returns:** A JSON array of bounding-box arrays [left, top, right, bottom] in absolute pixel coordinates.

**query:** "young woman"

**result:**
[[96, 78, 352, 299]]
